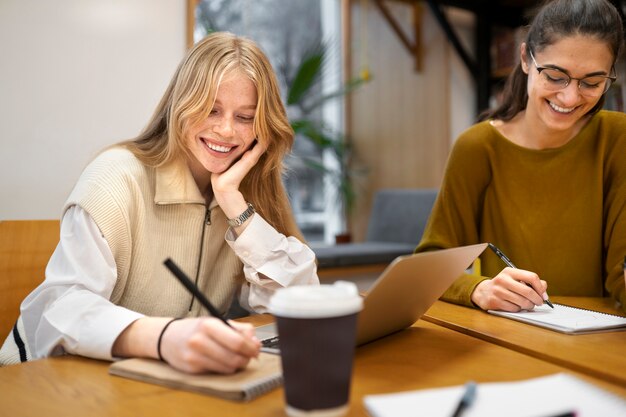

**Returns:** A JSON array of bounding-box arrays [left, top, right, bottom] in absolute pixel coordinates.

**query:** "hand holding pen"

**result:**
[[470, 244, 553, 311], [486, 243, 553, 309], [159, 258, 260, 374]]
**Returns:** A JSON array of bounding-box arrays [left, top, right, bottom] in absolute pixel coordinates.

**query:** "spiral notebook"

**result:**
[[487, 303, 626, 334], [109, 352, 282, 401]]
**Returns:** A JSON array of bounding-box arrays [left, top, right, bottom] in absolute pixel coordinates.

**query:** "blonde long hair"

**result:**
[[123, 32, 302, 239]]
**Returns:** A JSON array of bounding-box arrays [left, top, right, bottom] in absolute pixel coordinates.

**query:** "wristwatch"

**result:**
[[227, 203, 255, 227]]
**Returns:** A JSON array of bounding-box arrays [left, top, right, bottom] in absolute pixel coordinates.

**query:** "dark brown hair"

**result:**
[[479, 0, 624, 122]]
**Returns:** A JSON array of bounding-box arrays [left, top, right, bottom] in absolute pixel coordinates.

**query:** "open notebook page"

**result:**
[[363, 373, 626, 417], [487, 303, 626, 334]]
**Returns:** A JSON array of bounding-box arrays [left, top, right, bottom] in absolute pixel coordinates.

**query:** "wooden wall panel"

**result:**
[[348, 2, 451, 241]]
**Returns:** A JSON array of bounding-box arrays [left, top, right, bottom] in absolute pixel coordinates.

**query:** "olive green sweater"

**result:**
[[416, 110, 626, 311]]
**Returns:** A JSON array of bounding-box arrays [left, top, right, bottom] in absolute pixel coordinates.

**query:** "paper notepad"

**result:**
[[487, 303, 626, 334], [363, 373, 626, 417], [109, 352, 282, 401]]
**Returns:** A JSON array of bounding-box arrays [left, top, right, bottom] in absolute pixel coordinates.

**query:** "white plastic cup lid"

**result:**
[[269, 281, 363, 319]]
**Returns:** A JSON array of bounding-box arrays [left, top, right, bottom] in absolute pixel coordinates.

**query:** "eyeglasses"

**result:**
[[528, 48, 616, 98]]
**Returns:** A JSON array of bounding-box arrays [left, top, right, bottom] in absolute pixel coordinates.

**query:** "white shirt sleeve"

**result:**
[[225, 214, 320, 313], [20, 205, 144, 361]]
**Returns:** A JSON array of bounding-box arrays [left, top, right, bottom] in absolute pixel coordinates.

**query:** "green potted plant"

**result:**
[[284, 40, 369, 243]]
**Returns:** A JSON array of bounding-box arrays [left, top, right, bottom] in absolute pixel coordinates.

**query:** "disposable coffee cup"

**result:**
[[269, 281, 363, 417]]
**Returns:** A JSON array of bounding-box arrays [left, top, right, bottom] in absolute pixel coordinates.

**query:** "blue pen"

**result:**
[[450, 381, 477, 417], [488, 243, 554, 308]]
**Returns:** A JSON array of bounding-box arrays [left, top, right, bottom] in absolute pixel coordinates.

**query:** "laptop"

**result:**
[[256, 243, 488, 353]]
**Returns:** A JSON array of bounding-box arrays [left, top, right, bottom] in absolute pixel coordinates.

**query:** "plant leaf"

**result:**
[[291, 119, 335, 148], [286, 44, 326, 106], [301, 75, 371, 114]]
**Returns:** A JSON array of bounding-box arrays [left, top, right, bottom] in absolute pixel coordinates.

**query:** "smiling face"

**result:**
[[184, 70, 258, 188], [521, 35, 614, 135]]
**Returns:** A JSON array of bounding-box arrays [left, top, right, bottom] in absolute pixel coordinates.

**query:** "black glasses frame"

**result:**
[[528, 47, 616, 95]]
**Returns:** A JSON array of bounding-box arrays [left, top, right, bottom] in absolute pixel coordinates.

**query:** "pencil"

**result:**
[[163, 258, 234, 329], [487, 243, 554, 308]]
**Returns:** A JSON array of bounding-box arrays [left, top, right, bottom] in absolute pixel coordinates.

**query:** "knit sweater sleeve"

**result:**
[[601, 113, 626, 311], [415, 122, 494, 307]]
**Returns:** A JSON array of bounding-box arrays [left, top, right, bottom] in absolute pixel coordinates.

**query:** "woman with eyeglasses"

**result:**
[[416, 0, 626, 313]]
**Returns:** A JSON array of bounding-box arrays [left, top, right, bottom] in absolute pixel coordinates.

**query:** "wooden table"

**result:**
[[423, 297, 626, 388], [1, 314, 624, 416]]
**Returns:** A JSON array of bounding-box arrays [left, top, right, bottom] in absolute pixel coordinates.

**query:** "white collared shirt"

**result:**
[[19, 205, 318, 360]]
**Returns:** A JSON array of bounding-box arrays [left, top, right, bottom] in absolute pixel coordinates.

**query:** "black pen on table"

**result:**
[[450, 381, 477, 417], [487, 243, 554, 308], [163, 258, 234, 329]]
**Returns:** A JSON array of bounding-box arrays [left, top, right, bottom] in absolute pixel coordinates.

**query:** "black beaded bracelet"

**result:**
[[157, 318, 181, 362]]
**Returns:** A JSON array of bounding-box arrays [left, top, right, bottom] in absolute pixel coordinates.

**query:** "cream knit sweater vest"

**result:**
[[64, 147, 244, 318]]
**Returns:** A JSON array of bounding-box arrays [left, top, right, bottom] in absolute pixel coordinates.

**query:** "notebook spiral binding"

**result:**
[[242, 374, 284, 401], [554, 303, 626, 319]]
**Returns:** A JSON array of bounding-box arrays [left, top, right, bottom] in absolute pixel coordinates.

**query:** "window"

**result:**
[[192, 0, 344, 242]]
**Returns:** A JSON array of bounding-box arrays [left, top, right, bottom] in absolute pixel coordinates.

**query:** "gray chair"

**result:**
[[312, 189, 438, 268]]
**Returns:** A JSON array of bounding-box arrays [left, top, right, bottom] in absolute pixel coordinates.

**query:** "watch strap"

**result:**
[[227, 203, 255, 227]]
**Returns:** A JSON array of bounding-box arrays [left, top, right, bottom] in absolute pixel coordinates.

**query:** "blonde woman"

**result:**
[[0, 32, 319, 373]]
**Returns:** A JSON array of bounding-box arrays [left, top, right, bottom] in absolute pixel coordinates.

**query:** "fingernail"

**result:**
[[542, 292, 549, 300]]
